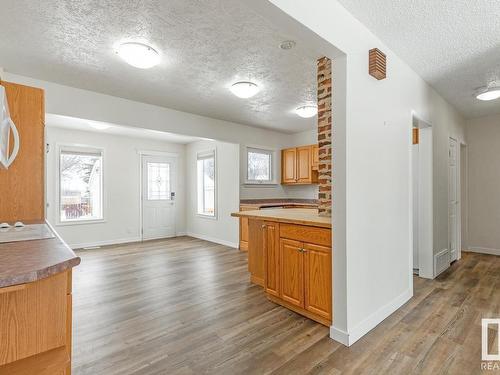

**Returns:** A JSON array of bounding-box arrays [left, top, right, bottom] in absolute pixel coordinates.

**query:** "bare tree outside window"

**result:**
[[247, 148, 272, 182], [60, 150, 103, 222]]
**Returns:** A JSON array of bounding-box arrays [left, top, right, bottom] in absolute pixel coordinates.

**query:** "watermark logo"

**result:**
[[482, 319, 500, 371]]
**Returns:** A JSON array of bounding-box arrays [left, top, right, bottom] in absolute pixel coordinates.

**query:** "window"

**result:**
[[197, 150, 216, 217], [59, 147, 103, 223], [247, 147, 273, 183], [147, 162, 170, 200]]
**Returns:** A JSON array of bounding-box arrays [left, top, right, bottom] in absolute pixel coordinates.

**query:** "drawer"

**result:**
[[279, 224, 331, 247]]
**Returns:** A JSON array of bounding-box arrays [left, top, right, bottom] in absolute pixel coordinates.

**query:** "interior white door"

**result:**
[[449, 138, 458, 261], [141, 155, 176, 240]]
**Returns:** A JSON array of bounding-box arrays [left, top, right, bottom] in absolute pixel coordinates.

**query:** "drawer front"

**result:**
[[279, 224, 331, 247], [0, 272, 68, 366]]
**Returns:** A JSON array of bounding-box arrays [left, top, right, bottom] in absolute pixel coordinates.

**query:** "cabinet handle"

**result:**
[[261, 224, 266, 229]]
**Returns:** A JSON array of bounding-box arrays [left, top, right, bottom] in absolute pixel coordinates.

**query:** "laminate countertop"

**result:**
[[240, 199, 318, 209], [231, 208, 331, 229], [0, 225, 81, 288]]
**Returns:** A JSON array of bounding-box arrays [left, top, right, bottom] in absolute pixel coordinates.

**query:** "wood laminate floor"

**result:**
[[72, 237, 500, 375]]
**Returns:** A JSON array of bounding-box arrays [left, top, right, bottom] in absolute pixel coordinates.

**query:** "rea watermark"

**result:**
[[482, 319, 500, 371]]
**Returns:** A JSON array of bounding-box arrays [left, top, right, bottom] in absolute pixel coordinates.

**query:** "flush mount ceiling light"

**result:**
[[230, 81, 259, 98], [116, 42, 160, 69], [476, 82, 500, 101], [295, 105, 318, 118]]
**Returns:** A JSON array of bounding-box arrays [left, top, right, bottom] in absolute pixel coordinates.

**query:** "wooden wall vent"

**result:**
[[369, 48, 386, 80]]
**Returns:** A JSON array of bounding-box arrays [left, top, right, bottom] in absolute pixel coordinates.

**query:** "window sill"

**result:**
[[196, 214, 218, 220], [56, 219, 106, 226], [244, 181, 279, 187]]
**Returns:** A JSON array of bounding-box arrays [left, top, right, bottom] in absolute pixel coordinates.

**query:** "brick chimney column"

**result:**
[[317, 57, 332, 217]]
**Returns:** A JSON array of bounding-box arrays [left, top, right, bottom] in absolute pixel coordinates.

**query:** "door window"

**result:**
[[147, 162, 170, 200]]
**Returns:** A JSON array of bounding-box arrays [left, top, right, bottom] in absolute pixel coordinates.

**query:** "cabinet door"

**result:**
[[0, 82, 45, 223], [248, 219, 265, 286], [304, 243, 332, 320], [280, 238, 304, 307], [312, 144, 319, 170], [264, 222, 280, 297], [239, 217, 249, 251], [296, 146, 312, 183], [281, 148, 296, 183]]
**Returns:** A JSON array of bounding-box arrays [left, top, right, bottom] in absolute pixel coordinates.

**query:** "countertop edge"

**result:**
[[231, 211, 331, 229], [0, 255, 81, 289]]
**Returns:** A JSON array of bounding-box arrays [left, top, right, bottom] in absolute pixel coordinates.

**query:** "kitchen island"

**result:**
[[0, 225, 80, 375], [231, 208, 332, 326]]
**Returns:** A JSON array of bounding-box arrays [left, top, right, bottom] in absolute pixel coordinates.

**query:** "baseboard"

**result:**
[[434, 248, 451, 277], [329, 326, 349, 346], [71, 236, 142, 250], [185, 232, 238, 249], [330, 288, 413, 346], [466, 247, 500, 256]]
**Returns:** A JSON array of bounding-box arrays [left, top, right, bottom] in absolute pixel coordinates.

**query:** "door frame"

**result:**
[[138, 150, 179, 241], [410, 113, 434, 279], [459, 142, 468, 258], [449, 137, 460, 262]]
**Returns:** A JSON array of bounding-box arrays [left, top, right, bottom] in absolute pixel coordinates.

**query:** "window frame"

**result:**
[[245, 146, 277, 185], [56, 144, 105, 226], [196, 149, 217, 219]]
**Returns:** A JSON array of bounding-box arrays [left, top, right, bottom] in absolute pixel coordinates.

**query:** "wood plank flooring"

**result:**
[[72, 237, 500, 374]]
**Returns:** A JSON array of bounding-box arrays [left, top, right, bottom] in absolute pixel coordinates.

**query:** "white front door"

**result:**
[[141, 155, 176, 240], [449, 138, 458, 261]]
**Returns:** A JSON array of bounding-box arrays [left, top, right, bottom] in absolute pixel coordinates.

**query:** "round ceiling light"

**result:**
[[230, 81, 259, 98], [295, 105, 318, 118], [476, 84, 500, 101], [116, 42, 160, 69]]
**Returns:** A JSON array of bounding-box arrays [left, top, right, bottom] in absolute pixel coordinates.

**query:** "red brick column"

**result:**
[[317, 57, 332, 217]]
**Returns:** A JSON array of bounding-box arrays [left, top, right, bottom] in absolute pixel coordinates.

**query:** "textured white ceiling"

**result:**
[[0, 0, 322, 133], [337, 0, 500, 118], [46, 114, 203, 144]]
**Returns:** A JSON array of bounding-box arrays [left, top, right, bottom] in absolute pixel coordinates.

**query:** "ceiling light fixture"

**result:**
[[230, 81, 259, 98], [476, 82, 500, 101], [295, 105, 318, 118], [116, 42, 160, 69], [279, 40, 296, 50]]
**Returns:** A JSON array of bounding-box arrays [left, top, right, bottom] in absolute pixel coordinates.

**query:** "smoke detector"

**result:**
[[279, 40, 296, 50]]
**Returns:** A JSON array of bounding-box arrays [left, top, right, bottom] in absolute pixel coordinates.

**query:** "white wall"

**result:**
[[249, 0, 466, 345], [465, 114, 500, 256], [46, 126, 186, 248], [186, 140, 240, 247], [3, 72, 319, 201]]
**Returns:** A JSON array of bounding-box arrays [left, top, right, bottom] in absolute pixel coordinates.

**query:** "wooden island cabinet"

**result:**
[[233, 208, 332, 326]]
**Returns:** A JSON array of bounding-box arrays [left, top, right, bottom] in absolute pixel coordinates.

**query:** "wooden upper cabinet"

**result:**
[[281, 145, 318, 185], [312, 144, 319, 170], [304, 243, 332, 320], [281, 148, 296, 183], [264, 222, 280, 297], [0, 81, 45, 223], [280, 238, 304, 308]]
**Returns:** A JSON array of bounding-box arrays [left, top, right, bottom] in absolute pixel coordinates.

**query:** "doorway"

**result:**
[[459, 143, 468, 258], [141, 154, 177, 240], [411, 114, 433, 279], [449, 138, 459, 262]]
